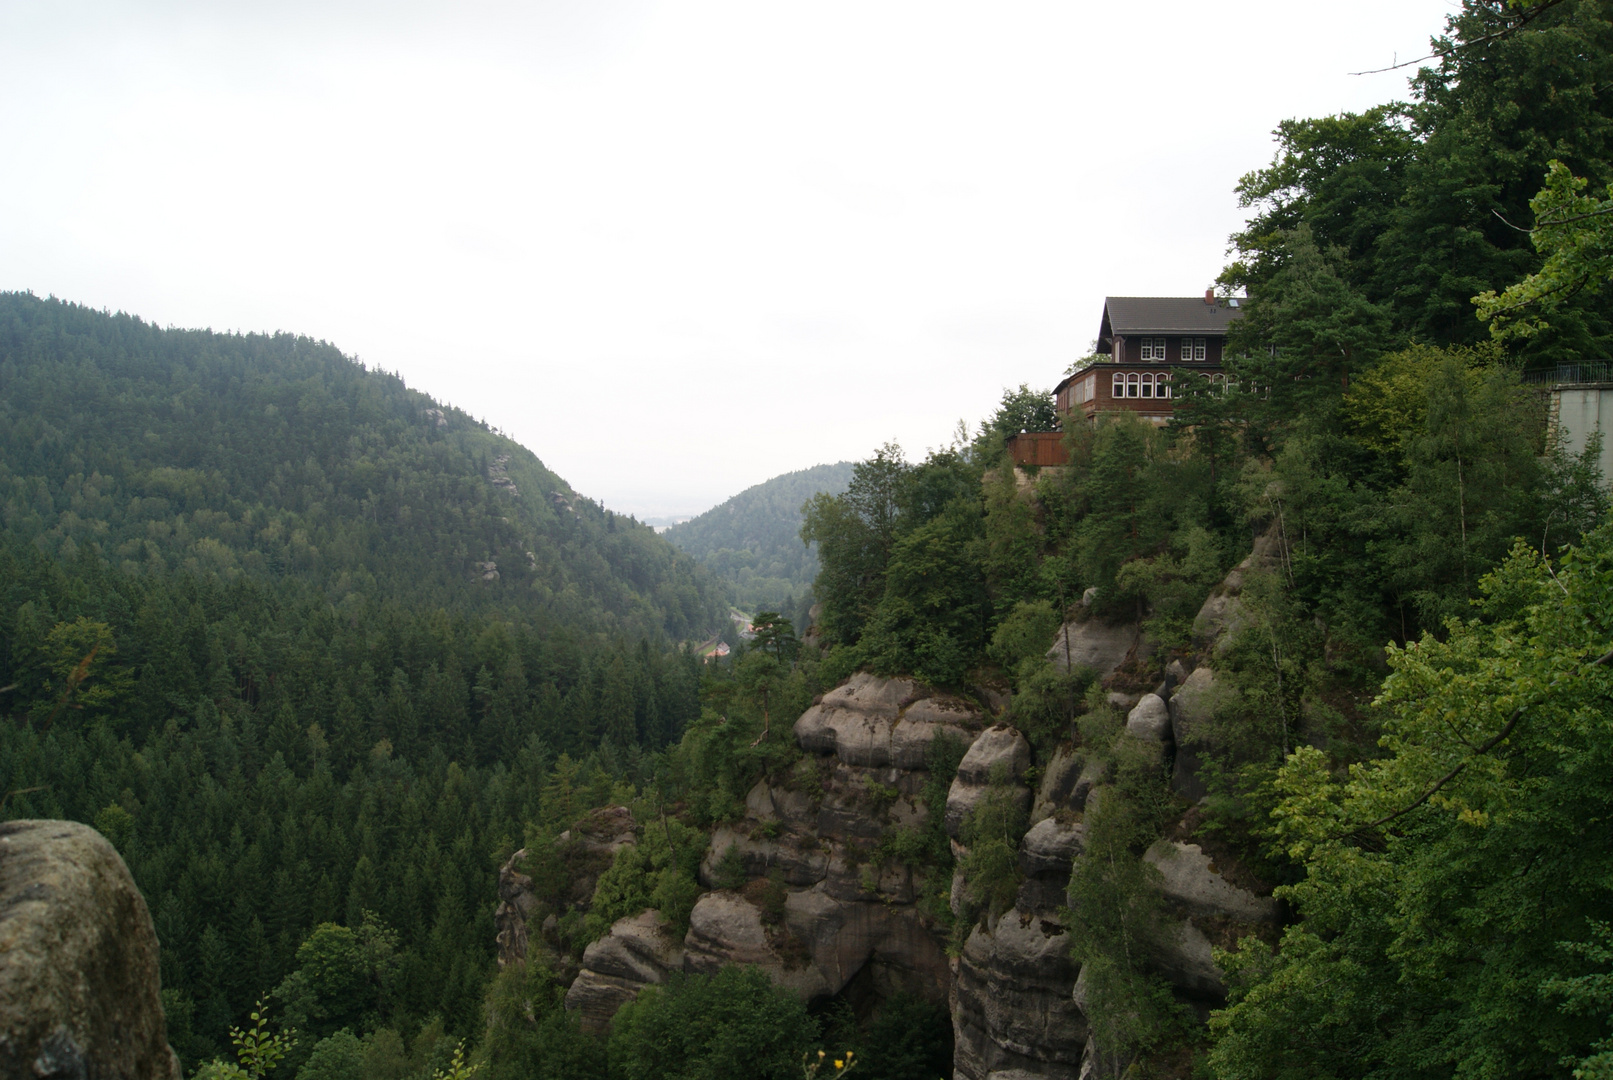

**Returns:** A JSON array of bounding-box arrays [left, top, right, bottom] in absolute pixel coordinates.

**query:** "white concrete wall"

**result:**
[[1554, 386, 1613, 488]]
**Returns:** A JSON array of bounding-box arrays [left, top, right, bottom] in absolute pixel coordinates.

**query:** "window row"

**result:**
[[1112, 372, 1171, 398], [1136, 337, 1208, 361]]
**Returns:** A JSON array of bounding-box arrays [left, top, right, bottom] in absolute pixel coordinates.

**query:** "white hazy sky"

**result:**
[[2, 0, 1454, 520]]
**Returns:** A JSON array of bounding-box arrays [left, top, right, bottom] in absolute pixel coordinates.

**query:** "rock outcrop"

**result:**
[[496, 805, 638, 969], [505, 533, 1294, 1076], [945, 724, 1033, 837], [953, 910, 1086, 1080], [564, 910, 683, 1031], [793, 672, 978, 769], [0, 820, 181, 1080], [1191, 523, 1285, 655], [1045, 619, 1153, 682]]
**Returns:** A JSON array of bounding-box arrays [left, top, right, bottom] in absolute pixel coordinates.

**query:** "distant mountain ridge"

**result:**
[[663, 462, 855, 622], [0, 292, 725, 639]]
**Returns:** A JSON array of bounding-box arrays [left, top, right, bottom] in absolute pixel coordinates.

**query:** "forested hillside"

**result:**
[[0, 292, 725, 1072], [6, 1, 1613, 1078], [0, 293, 726, 639], [661, 462, 853, 621]]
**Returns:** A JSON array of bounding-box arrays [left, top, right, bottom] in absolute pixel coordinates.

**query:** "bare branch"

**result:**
[[1349, 0, 1569, 76]]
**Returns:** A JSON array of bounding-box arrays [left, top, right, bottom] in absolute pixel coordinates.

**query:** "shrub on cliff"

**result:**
[[607, 967, 817, 1080]]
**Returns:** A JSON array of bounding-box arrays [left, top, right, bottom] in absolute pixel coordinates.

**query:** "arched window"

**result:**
[[1113, 372, 1126, 398], [1126, 373, 1141, 398], [1139, 373, 1153, 398], [1158, 373, 1171, 399]]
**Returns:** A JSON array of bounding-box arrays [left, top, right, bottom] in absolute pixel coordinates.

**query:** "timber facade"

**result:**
[[1054, 293, 1243, 425]]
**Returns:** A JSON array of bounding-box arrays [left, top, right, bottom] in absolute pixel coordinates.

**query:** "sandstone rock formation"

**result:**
[[1191, 523, 1285, 654], [496, 805, 637, 968], [793, 672, 979, 769], [564, 910, 683, 1032], [1046, 619, 1154, 681], [0, 820, 180, 1080], [945, 724, 1033, 837], [953, 910, 1086, 1080]]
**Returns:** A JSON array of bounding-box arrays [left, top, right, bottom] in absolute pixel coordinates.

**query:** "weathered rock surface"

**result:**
[[1017, 817, 1087, 915], [1046, 619, 1153, 681], [1029, 745, 1084, 825], [565, 910, 683, 1032], [495, 848, 537, 968], [1143, 841, 1278, 925], [683, 677, 966, 1018], [946, 725, 1033, 837], [793, 673, 983, 769], [1192, 524, 1285, 654], [0, 820, 181, 1080], [1154, 919, 1223, 999], [1167, 667, 1230, 802], [953, 910, 1086, 1080], [1140, 840, 1281, 1002]]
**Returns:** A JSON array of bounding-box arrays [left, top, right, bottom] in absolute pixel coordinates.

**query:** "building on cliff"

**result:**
[[1008, 291, 1244, 468], [1056, 292, 1243, 424]]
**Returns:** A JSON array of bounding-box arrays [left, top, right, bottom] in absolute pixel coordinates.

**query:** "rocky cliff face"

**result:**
[[495, 531, 1289, 1078], [0, 820, 181, 1080]]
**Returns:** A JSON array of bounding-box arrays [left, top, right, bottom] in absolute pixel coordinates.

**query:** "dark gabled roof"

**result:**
[[1099, 296, 1243, 342]]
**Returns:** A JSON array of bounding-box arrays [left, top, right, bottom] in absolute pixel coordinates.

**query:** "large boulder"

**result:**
[[953, 909, 1086, 1080], [783, 887, 949, 1004], [0, 820, 181, 1080], [1124, 694, 1171, 742], [565, 910, 683, 1031], [1046, 620, 1154, 681], [945, 725, 1033, 837], [1142, 840, 1281, 1002], [793, 674, 982, 769], [682, 888, 951, 1005]]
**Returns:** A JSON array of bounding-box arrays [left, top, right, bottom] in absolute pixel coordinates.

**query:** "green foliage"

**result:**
[[711, 843, 749, 891], [198, 1001, 297, 1079], [800, 446, 909, 649], [1478, 161, 1613, 339], [815, 993, 951, 1080], [1007, 658, 1091, 760], [958, 767, 1030, 920], [1222, 0, 1613, 363], [988, 600, 1060, 672], [1208, 524, 1613, 1077], [583, 816, 707, 941], [1065, 772, 1189, 1063], [0, 293, 726, 640], [295, 1030, 363, 1080], [478, 960, 607, 1080], [662, 463, 855, 621], [971, 383, 1059, 461], [607, 967, 819, 1080], [273, 914, 399, 1052]]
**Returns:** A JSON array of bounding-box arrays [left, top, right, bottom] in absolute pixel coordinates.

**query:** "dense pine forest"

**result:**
[[5, 1, 1613, 1078]]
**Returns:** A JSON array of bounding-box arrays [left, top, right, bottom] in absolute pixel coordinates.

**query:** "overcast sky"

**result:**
[[2, 0, 1455, 520]]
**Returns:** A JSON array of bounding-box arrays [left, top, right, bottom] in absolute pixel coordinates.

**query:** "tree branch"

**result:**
[[1349, 0, 1569, 75], [1341, 645, 1613, 839]]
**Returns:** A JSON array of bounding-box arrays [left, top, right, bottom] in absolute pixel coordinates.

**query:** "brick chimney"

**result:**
[[1204, 288, 1215, 304]]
